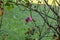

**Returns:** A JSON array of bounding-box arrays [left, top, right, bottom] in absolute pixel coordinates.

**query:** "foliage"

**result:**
[[0, 0, 60, 40]]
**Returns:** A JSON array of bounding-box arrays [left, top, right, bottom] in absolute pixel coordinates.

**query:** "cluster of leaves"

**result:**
[[0, 0, 60, 40], [4, 0, 31, 11], [4, 1, 14, 11]]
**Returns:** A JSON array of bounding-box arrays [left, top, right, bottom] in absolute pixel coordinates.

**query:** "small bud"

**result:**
[[25, 16, 32, 23]]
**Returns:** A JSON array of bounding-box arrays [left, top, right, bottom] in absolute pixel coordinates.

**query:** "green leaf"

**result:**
[[6, 4, 14, 11], [24, 0, 28, 2], [5, 2, 11, 6]]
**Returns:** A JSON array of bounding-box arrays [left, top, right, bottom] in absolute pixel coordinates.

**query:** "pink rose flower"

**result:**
[[25, 16, 32, 23]]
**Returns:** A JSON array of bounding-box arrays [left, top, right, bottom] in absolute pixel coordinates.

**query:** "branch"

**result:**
[[55, 0, 60, 6], [36, 10, 59, 35], [44, 0, 59, 17]]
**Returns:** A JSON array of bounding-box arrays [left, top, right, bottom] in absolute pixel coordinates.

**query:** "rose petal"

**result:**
[[25, 16, 32, 23]]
